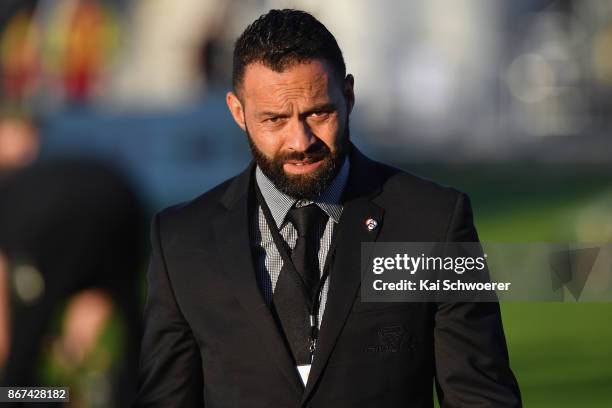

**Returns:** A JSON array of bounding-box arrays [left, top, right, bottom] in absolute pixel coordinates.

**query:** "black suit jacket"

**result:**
[[134, 146, 521, 407]]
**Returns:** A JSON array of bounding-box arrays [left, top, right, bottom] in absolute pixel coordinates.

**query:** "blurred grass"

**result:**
[[38, 302, 125, 407], [36, 162, 612, 406], [408, 162, 612, 407]]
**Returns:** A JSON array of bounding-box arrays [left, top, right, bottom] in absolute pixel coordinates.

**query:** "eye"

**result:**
[[310, 111, 329, 119]]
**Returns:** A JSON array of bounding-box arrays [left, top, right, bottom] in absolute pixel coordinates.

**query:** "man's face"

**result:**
[[226, 59, 354, 199]]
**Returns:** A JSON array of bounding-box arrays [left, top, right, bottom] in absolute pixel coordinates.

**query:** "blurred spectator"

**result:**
[[0, 114, 146, 407]]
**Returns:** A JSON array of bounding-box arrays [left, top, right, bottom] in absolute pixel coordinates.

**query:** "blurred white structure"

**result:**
[[109, 0, 228, 108], [36, 0, 609, 161]]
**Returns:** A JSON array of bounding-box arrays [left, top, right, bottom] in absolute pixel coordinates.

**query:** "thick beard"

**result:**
[[247, 124, 349, 200]]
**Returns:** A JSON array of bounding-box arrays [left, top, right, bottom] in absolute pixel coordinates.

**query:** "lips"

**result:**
[[283, 158, 324, 174], [286, 159, 316, 165]]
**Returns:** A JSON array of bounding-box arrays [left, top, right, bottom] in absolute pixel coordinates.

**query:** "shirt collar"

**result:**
[[255, 155, 350, 228]]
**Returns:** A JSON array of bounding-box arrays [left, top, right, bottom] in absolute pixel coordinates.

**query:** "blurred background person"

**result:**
[[0, 113, 146, 407]]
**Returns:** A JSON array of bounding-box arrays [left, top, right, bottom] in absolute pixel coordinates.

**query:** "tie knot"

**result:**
[[286, 204, 327, 238]]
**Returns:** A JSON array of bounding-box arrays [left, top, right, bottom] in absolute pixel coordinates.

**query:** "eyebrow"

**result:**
[[257, 103, 337, 119], [257, 110, 290, 119], [302, 103, 337, 116]]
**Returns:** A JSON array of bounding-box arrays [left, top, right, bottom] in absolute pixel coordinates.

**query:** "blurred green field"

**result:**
[[38, 162, 612, 407], [412, 162, 612, 408]]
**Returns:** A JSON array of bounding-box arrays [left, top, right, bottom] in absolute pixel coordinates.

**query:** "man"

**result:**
[[135, 9, 521, 407]]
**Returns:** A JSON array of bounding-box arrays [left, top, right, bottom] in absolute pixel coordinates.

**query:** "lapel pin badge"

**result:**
[[365, 218, 378, 232]]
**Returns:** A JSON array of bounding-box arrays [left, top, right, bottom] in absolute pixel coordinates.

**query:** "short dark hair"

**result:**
[[232, 9, 346, 92]]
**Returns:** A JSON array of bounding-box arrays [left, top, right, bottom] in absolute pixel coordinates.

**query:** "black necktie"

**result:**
[[273, 204, 328, 365], [287, 204, 328, 299]]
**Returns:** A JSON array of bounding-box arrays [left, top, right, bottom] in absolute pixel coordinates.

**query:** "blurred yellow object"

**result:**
[[0, 10, 39, 100], [44, 0, 121, 101], [592, 23, 612, 86], [0, 0, 121, 104]]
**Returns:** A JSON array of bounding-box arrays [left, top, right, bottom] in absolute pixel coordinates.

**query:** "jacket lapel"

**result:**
[[211, 163, 304, 395], [302, 147, 386, 403]]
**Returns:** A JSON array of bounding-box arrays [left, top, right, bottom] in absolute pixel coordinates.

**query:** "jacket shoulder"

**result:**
[[369, 158, 464, 205], [367, 158, 470, 241], [153, 174, 239, 240]]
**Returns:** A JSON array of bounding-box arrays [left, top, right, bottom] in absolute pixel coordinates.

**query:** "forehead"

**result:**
[[240, 60, 340, 108]]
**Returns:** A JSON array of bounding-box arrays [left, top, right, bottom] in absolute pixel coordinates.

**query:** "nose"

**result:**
[[284, 118, 316, 153]]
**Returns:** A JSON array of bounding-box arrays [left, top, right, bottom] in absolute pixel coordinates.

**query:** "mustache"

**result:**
[[276, 144, 330, 163]]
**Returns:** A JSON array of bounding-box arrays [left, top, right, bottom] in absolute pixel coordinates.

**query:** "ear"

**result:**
[[226, 91, 246, 131], [344, 74, 355, 115]]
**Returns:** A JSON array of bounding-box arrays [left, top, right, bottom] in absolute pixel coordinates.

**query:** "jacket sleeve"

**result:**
[[133, 213, 204, 407], [434, 193, 522, 407]]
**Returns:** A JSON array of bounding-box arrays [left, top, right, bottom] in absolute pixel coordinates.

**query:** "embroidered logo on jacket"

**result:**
[[366, 325, 406, 353]]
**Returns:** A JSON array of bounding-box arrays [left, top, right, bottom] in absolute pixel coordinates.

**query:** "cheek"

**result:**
[[312, 117, 343, 149], [248, 125, 282, 158]]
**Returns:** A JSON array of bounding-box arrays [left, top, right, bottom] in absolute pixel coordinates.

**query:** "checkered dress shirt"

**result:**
[[251, 157, 349, 326]]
